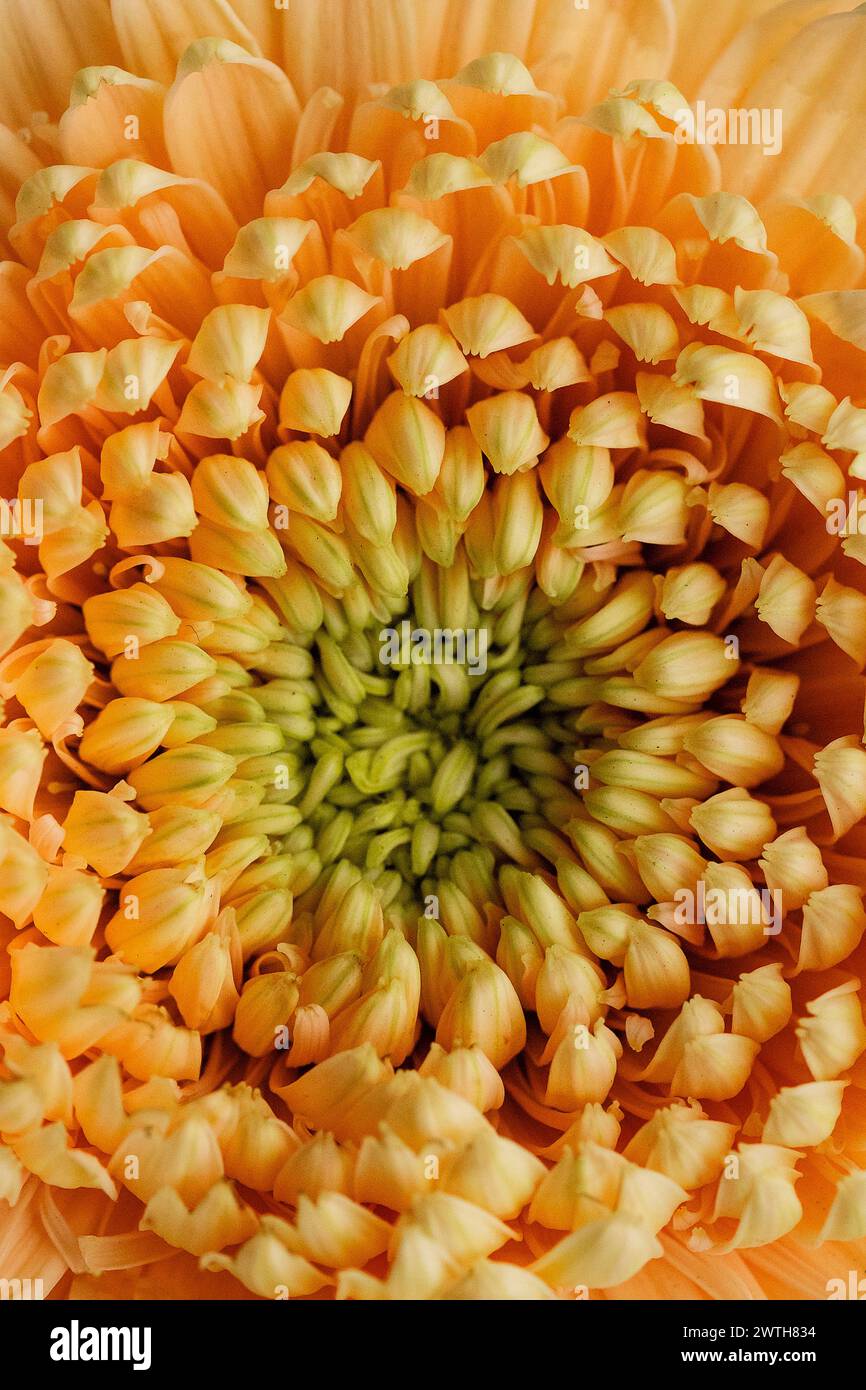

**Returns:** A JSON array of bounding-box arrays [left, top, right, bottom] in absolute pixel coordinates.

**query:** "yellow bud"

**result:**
[[529, 1142, 625, 1231], [816, 571, 866, 666], [276, 1044, 391, 1134], [466, 390, 548, 476], [819, 1170, 866, 1242], [683, 715, 784, 788], [192, 454, 270, 532], [565, 572, 655, 657], [799, 883, 866, 972], [233, 888, 293, 961], [634, 631, 738, 702], [312, 879, 384, 962], [755, 554, 816, 644], [796, 981, 866, 1080], [381, 1075, 486, 1152], [711, 1144, 802, 1250], [169, 919, 240, 1033], [352, 1127, 430, 1211], [624, 1104, 737, 1189], [658, 563, 726, 625], [365, 391, 444, 496], [276, 1194, 390, 1268], [62, 789, 150, 877], [444, 1261, 558, 1301], [695, 862, 769, 956], [520, 222, 617, 287], [443, 292, 534, 359], [532, 1213, 663, 1291], [439, 1125, 545, 1219], [535, 946, 605, 1034], [10, 1122, 115, 1197], [282, 274, 380, 343], [500, 867, 584, 951], [671, 1032, 760, 1101], [177, 377, 265, 441], [545, 1016, 620, 1109], [203, 1233, 330, 1299], [418, 1042, 504, 1112], [282, 514, 354, 593], [141, 1182, 258, 1258], [330, 979, 416, 1064], [104, 447, 194, 533], [576, 905, 636, 964], [759, 827, 827, 912], [763, 1080, 846, 1148], [340, 442, 396, 545], [232, 971, 299, 1057], [392, 1192, 512, 1268], [147, 557, 250, 622], [731, 962, 791, 1043], [624, 920, 691, 1010], [266, 440, 342, 521], [274, 1131, 355, 1204], [223, 215, 313, 281], [83, 584, 179, 661], [127, 745, 235, 810], [14, 639, 93, 738], [632, 833, 706, 901], [388, 323, 467, 396], [495, 916, 544, 1010], [348, 205, 448, 267], [187, 303, 269, 381], [0, 821, 47, 930], [279, 367, 352, 437], [78, 698, 174, 774], [592, 748, 716, 799], [434, 427, 485, 523], [99, 1004, 202, 1081], [689, 788, 776, 860], [583, 785, 680, 836], [491, 470, 543, 574], [110, 638, 217, 701], [620, 469, 688, 544], [125, 805, 221, 873], [163, 700, 218, 746], [105, 861, 216, 970], [0, 727, 47, 820], [72, 1055, 126, 1152], [10, 945, 116, 1055], [189, 516, 286, 578], [814, 735, 866, 840], [32, 865, 103, 947], [436, 961, 526, 1068], [706, 480, 770, 546], [221, 1090, 298, 1190], [615, 1162, 688, 1233], [110, 1113, 220, 1205]]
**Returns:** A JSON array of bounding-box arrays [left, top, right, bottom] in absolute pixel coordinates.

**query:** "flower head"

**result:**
[[2, 0, 866, 1304]]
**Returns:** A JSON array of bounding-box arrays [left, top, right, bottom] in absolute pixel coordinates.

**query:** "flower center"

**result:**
[[273, 569, 577, 909]]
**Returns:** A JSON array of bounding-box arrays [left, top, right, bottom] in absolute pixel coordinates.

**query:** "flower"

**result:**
[[1, 0, 866, 1303]]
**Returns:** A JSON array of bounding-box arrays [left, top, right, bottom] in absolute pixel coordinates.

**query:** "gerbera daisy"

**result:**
[[1, 0, 866, 1302]]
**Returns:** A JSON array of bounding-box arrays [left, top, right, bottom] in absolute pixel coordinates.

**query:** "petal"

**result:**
[[164, 40, 300, 222]]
